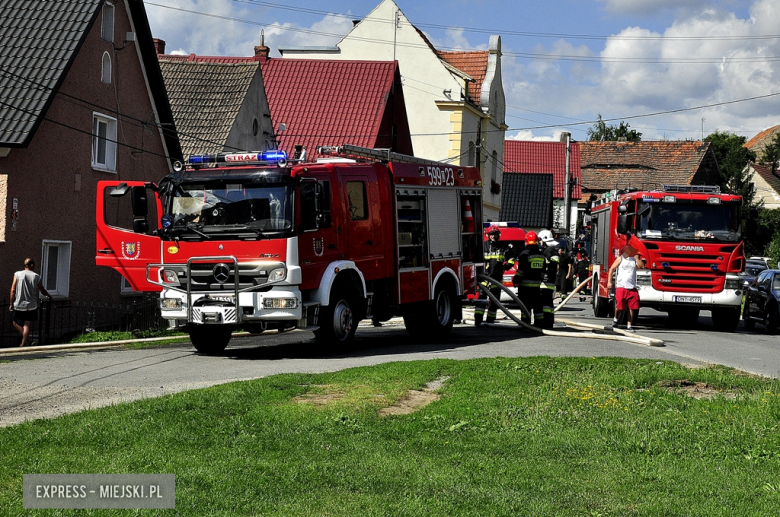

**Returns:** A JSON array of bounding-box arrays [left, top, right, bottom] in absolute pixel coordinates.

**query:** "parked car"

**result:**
[[740, 262, 768, 288], [749, 256, 773, 268], [743, 269, 780, 332]]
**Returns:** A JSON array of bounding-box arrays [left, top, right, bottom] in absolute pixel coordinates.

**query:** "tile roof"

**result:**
[[260, 58, 399, 160], [436, 51, 489, 103], [503, 140, 582, 199], [0, 0, 102, 146], [158, 59, 259, 157], [744, 125, 780, 150], [751, 162, 780, 194], [499, 173, 553, 228], [579, 141, 718, 197]]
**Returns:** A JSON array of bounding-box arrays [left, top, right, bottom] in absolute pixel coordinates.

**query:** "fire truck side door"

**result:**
[[340, 174, 383, 276], [96, 180, 162, 291], [298, 176, 341, 291]]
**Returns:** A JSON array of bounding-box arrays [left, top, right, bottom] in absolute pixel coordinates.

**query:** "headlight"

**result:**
[[268, 267, 286, 282], [160, 298, 182, 310], [263, 297, 297, 309], [724, 277, 742, 290], [163, 269, 179, 283], [635, 271, 652, 286]]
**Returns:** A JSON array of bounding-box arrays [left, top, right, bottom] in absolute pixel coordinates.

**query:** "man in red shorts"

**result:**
[[607, 242, 645, 332]]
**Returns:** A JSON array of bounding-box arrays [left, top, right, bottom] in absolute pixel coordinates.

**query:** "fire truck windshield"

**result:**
[[168, 179, 293, 236], [637, 201, 741, 242]]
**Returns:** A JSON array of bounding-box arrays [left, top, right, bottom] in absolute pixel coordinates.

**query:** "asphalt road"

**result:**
[[1, 297, 778, 427]]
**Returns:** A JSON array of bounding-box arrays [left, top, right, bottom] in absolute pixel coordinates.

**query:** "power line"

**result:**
[[142, 1, 780, 65], [232, 0, 780, 42]]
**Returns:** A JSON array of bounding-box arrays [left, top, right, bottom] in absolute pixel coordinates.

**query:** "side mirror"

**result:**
[[617, 214, 629, 235], [299, 179, 324, 232], [133, 219, 149, 234], [618, 204, 628, 214]]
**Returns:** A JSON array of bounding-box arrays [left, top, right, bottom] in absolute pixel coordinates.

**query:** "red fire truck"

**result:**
[[589, 185, 745, 332], [96, 145, 484, 353]]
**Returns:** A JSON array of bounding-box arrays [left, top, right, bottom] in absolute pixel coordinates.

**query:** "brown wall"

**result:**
[[0, 3, 170, 304]]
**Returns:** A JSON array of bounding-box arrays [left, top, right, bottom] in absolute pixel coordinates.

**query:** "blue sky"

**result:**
[[145, 0, 779, 143]]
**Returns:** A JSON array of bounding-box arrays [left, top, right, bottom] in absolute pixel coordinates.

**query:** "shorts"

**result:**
[[13, 309, 37, 326], [615, 288, 640, 310]]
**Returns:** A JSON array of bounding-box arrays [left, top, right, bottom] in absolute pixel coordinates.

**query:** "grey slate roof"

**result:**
[[499, 172, 553, 228], [0, 0, 101, 146], [158, 59, 258, 158]]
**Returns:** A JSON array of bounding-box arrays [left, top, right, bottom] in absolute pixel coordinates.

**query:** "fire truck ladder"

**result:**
[[316, 144, 458, 167]]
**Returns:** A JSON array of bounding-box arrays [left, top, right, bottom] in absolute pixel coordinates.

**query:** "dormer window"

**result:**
[[101, 3, 115, 43]]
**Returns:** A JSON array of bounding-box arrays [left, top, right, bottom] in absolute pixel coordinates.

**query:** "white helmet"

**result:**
[[538, 230, 555, 246]]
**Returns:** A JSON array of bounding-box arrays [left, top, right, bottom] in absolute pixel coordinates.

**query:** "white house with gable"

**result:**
[[279, 0, 507, 220]]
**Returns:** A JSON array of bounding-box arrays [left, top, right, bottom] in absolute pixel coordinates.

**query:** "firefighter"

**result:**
[[474, 225, 512, 326], [538, 230, 558, 326], [515, 231, 547, 327]]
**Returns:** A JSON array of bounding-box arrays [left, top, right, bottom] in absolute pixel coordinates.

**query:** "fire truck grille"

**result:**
[[653, 273, 725, 292], [172, 262, 285, 292]]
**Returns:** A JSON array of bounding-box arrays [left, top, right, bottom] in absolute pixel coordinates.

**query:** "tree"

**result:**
[[704, 130, 760, 253], [759, 132, 780, 174], [587, 114, 642, 142]]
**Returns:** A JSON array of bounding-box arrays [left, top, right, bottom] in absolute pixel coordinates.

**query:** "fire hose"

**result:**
[[475, 274, 664, 347]]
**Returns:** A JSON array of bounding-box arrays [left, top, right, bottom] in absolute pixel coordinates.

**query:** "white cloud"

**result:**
[[598, 0, 708, 16], [506, 0, 780, 141]]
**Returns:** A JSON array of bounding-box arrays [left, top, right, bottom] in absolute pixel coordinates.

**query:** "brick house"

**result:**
[[0, 0, 181, 304]]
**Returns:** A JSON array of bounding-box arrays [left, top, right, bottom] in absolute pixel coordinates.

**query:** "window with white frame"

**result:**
[[92, 113, 117, 172], [101, 2, 115, 43], [101, 52, 111, 84], [41, 240, 72, 298]]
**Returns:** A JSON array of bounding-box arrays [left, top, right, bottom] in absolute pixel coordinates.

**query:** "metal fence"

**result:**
[[0, 295, 166, 348]]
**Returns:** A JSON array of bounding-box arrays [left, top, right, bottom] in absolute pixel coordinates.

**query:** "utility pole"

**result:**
[[563, 132, 572, 238], [701, 117, 705, 141]]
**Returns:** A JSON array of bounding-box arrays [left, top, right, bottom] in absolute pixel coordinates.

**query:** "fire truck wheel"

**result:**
[[711, 307, 740, 332], [404, 284, 456, 340], [742, 305, 755, 330], [314, 290, 357, 345], [593, 290, 610, 318], [189, 325, 233, 355]]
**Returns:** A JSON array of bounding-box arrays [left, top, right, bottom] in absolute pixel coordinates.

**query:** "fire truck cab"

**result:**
[[589, 185, 745, 332], [96, 146, 484, 353]]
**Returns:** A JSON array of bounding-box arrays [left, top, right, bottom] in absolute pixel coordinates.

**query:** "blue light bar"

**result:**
[[187, 150, 288, 166]]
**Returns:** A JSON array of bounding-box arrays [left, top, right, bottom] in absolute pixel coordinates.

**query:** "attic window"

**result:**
[[101, 3, 115, 43]]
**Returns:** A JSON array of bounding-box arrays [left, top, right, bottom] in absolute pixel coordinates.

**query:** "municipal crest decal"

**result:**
[[313, 238, 324, 257], [122, 241, 141, 260]]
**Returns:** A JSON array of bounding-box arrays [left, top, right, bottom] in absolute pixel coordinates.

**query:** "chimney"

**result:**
[[254, 30, 270, 62], [559, 131, 571, 143], [153, 38, 166, 55]]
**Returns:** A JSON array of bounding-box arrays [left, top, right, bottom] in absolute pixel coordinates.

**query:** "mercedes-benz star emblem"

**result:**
[[213, 263, 231, 284]]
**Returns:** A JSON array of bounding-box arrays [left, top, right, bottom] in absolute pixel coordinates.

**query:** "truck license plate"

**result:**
[[674, 296, 702, 303]]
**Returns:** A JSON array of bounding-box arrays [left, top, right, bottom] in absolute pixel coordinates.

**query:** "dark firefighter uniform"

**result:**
[[475, 227, 511, 326], [541, 244, 559, 328], [515, 232, 547, 327]]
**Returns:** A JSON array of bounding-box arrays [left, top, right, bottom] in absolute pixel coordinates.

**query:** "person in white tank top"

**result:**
[[607, 243, 645, 331]]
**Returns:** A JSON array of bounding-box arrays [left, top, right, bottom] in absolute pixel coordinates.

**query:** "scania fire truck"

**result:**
[[589, 185, 745, 332], [96, 145, 484, 353]]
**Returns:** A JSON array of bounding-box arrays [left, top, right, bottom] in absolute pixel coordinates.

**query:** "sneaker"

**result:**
[[624, 327, 636, 333]]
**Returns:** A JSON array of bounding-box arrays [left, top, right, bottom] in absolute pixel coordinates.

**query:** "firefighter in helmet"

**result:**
[[474, 225, 512, 326], [538, 229, 558, 328], [514, 231, 547, 327]]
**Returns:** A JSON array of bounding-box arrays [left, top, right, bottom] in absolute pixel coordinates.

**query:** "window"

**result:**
[[101, 3, 115, 42], [92, 113, 117, 172], [101, 52, 111, 84], [346, 181, 367, 221], [491, 150, 498, 183], [41, 240, 71, 298]]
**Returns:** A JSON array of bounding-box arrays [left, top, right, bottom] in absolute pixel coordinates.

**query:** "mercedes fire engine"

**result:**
[[589, 185, 745, 332], [96, 145, 484, 353]]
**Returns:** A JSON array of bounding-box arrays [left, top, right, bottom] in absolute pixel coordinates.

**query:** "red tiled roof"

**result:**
[[744, 125, 780, 150], [260, 58, 398, 160], [436, 51, 489, 103], [158, 53, 255, 64], [579, 141, 718, 198], [503, 140, 582, 199]]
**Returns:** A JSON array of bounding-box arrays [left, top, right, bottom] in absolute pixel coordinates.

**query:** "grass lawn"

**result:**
[[2, 357, 780, 516]]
